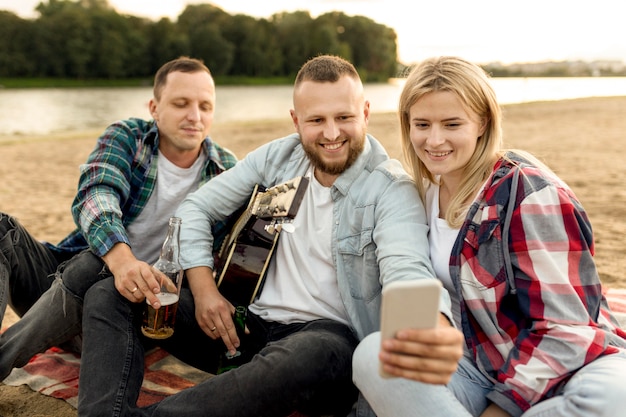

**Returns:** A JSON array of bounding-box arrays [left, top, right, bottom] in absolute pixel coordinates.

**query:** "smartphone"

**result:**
[[379, 279, 442, 378]]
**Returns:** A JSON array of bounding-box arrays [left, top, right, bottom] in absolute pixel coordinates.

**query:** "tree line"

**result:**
[[0, 0, 400, 83]]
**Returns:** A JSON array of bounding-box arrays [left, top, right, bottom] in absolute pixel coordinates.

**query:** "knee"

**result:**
[[562, 382, 626, 417], [301, 330, 355, 375], [562, 354, 626, 416], [271, 324, 356, 381], [352, 332, 381, 387], [59, 250, 107, 296], [84, 278, 119, 314], [0, 212, 14, 229], [0, 213, 19, 246]]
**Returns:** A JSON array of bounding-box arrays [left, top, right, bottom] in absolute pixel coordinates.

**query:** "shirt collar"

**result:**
[[331, 134, 384, 196]]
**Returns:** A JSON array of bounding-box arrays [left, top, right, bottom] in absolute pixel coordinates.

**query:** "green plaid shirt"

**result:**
[[47, 118, 237, 257]]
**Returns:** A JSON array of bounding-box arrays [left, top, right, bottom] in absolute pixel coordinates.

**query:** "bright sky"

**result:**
[[2, 0, 625, 65]]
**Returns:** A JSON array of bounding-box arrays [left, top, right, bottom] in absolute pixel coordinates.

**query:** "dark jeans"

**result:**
[[0, 212, 107, 380], [0, 213, 64, 319], [78, 277, 359, 417]]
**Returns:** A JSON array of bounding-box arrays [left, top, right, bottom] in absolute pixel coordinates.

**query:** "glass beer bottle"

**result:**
[[141, 217, 183, 339], [217, 306, 248, 374]]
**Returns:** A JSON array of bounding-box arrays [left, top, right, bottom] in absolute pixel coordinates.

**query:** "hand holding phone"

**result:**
[[379, 279, 442, 378]]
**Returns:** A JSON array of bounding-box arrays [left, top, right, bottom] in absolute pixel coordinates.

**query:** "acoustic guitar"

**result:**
[[214, 176, 309, 306]]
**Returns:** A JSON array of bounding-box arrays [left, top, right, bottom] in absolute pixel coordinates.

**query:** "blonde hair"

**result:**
[[399, 56, 504, 227]]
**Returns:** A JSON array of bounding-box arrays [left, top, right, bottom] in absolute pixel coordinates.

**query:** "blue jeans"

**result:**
[[353, 332, 626, 417], [0, 213, 108, 380], [78, 277, 359, 417]]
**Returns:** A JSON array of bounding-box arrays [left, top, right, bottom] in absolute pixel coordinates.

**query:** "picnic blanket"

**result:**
[[2, 345, 212, 408], [3, 288, 626, 410]]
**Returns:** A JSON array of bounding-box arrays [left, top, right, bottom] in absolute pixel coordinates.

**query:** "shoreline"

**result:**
[[1, 96, 625, 416], [2, 97, 626, 286]]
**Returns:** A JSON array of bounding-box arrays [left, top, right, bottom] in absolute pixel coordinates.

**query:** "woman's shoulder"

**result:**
[[493, 151, 565, 188], [490, 151, 581, 212]]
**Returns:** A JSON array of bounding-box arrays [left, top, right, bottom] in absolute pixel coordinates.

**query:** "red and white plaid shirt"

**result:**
[[449, 153, 626, 416]]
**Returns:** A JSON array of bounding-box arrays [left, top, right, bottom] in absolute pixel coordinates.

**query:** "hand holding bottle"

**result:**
[[103, 244, 162, 308], [141, 217, 184, 339], [217, 306, 250, 374], [185, 266, 245, 348]]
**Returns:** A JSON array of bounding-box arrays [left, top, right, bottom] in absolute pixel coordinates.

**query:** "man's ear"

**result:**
[[148, 99, 158, 121], [289, 109, 298, 131]]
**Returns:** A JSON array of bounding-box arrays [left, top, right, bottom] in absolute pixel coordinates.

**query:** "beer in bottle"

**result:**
[[141, 217, 184, 339]]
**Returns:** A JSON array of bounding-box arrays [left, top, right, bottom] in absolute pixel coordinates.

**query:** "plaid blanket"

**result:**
[[3, 288, 626, 410], [2, 346, 212, 408]]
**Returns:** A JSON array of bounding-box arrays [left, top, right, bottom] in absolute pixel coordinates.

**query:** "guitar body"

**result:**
[[215, 215, 279, 307], [215, 177, 309, 306]]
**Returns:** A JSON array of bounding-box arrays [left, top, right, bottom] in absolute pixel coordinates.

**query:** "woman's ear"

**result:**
[[479, 117, 489, 137]]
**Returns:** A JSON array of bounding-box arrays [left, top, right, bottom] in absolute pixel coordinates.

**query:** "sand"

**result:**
[[1, 96, 625, 416]]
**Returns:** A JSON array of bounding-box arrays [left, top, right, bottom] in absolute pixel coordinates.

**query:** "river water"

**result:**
[[2, 77, 626, 137]]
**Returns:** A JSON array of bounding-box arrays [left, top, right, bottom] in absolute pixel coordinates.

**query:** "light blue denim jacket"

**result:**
[[176, 133, 450, 340]]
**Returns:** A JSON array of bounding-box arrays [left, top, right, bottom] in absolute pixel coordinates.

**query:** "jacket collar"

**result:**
[[331, 134, 388, 196]]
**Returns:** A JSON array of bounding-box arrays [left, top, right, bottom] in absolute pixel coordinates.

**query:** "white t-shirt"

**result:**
[[249, 168, 349, 325], [425, 184, 462, 328], [127, 149, 205, 265]]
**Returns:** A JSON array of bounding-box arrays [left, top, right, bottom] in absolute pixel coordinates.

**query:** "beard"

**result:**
[[302, 133, 366, 176]]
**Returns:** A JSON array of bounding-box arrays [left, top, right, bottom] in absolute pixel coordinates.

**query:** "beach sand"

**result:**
[[1, 96, 625, 416]]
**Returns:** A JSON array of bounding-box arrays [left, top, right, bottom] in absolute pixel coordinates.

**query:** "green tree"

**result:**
[[120, 16, 152, 78], [328, 14, 398, 81], [1, 1, 400, 81], [272, 11, 316, 76], [147, 18, 191, 72], [177, 4, 234, 76], [252, 18, 285, 77], [35, 1, 93, 78], [314, 12, 353, 60], [0, 11, 37, 76], [220, 14, 282, 77], [77, 0, 111, 10], [88, 9, 130, 78], [309, 17, 349, 59]]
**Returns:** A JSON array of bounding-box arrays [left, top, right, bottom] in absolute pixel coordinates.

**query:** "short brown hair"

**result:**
[[153, 56, 212, 100], [294, 55, 360, 86]]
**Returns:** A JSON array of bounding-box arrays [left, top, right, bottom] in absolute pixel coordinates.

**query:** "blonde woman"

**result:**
[[353, 56, 626, 417]]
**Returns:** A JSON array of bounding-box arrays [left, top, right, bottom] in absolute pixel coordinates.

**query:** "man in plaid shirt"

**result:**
[[0, 56, 236, 380]]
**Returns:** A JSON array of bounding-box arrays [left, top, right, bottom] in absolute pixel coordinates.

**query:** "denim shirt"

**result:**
[[176, 133, 450, 340]]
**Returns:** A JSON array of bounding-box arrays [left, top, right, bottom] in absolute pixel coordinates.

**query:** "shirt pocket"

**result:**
[[461, 220, 508, 291], [338, 230, 380, 301]]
